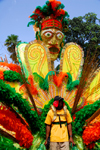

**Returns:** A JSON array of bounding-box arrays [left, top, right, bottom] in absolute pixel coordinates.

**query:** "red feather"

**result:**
[[49, 0, 61, 11]]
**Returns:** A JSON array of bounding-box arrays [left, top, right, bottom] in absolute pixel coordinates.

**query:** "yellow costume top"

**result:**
[[45, 108, 72, 142]]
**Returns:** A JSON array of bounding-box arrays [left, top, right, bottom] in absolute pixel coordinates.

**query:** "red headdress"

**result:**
[[27, 0, 69, 32]]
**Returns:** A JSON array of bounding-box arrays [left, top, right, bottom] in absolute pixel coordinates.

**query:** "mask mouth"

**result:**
[[49, 46, 60, 54]]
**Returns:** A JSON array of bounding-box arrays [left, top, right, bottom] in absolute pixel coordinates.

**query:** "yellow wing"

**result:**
[[24, 40, 51, 78], [83, 68, 100, 104], [60, 42, 84, 81], [16, 42, 29, 77]]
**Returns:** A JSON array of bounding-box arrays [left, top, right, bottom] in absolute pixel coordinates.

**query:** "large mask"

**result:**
[[41, 28, 64, 61], [28, 0, 69, 61]]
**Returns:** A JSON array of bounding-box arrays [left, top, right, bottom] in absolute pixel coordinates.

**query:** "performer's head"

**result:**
[[53, 96, 64, 110], [28, 0, 69, 61]]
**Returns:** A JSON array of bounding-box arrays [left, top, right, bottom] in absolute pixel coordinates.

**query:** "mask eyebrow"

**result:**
[[41, 29, 53, 34], [56, 30, 64, 35]]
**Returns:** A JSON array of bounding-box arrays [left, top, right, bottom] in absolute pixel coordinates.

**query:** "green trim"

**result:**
[[0, 79, 40, 134], [16, 42, 28, 48]]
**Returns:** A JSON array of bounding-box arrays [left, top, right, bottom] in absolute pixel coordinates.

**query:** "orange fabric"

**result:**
[[82, 122, 100, 149], [53, 72, 68, 87], [0, 62, 21, 73], [19, 75, 38, 95], [28, 75, 38, 95]]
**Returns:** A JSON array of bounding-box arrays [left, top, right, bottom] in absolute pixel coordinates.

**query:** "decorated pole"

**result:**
[[15, 58, 39, 115], [86, 108, 100, 125], [20, 71, 39, 115]]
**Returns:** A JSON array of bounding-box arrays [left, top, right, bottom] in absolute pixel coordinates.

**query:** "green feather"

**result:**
[[33, 72, 44, 83], [36, 6, 42, 11], [30, 13, 35, 17], [33, 71, 55, 91], [36, 31, 39, 40], [27, 21, 35, 27], [46, 1, 49, 5], [60, 4, 65, 9], [67, 72, 79, 91]]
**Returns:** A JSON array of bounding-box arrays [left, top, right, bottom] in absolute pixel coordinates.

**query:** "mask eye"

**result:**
[[43, 31, 53, 38], [56, 32, 63, 40]]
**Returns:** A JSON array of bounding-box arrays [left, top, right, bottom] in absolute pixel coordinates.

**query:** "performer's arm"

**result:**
[[67, 123, 75, 146], [45, 124, 51, 146]]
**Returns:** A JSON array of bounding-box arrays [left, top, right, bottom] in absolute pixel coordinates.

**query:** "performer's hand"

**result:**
[[44, 140, 47, 146], [69, 137, 75, 147]]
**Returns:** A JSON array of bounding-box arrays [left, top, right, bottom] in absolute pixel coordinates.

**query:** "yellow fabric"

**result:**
[[45, 109, 72, 142], [60, 43, 83, 81]]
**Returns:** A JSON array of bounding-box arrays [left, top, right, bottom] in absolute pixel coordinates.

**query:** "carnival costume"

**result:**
[[0, 0, 100, 150]]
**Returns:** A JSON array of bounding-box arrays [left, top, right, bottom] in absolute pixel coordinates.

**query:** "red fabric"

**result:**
[[34, 8, 45, 18], [41, 19, 62, 30], [53, 100, 59, 107], [0, 105, 33, 148], [56, 9, 65, 17], [0, 70, 4, 80], [49, 0, 61, 11]]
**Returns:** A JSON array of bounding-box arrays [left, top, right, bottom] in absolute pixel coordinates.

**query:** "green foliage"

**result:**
[[30, 132, 45, 150], [4, 70, 23, 83], [5, 34, 21, 63], [70, 143, 79, 150], [0, 79, 40, 134], [93, 141, 100, 150], [72, 135, 84, 150], [0, 135, 23, 150], [65, 13, 100, 56], [72, 99, 100, 136]]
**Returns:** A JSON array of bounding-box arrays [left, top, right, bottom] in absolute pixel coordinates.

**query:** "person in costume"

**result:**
[[27, 1, 75, 149], [45, 96, 75, 150]]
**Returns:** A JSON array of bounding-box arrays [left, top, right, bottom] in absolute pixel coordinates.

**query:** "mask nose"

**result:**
[[49, 35, 58, 45]]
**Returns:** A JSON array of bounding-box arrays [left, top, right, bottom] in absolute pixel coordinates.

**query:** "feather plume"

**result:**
[[72, 50, 100, 114]]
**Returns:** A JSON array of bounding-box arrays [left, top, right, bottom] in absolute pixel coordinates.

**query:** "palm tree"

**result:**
[[5, 34, 21, 63]]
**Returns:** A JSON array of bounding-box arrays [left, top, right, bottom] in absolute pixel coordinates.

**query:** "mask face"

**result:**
[[41, 28, 64, 61]]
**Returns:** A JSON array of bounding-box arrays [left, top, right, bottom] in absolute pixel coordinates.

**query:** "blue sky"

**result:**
[[0, 0, 100, 63]]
